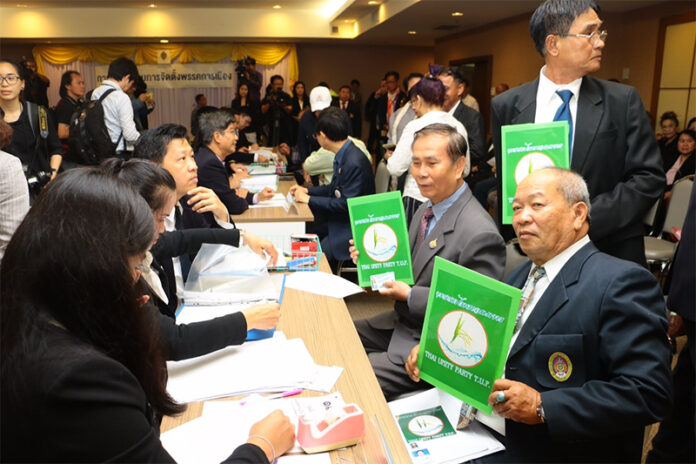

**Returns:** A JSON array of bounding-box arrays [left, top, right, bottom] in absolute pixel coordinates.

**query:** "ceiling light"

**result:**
[[160, 39, 169, 43], [344, 19, 354, 23], [148, 3, 156, 7], [16, 3, 28, 6], [368, 1, 380, 4], [408, 30, 417, 35], [452, 12, 463, 17], [273, 4, 282, 9]]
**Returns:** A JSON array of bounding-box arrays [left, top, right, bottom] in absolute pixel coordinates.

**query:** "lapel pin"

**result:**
[[429, 239, 437, 249], [338, 168, 342, 174]]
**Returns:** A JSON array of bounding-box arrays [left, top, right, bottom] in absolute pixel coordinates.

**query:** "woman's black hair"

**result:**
[[0, 58, 26, 81], [59, 70, 80, 99], [101, 158, 176, 211], [0, 168, 183, 416]]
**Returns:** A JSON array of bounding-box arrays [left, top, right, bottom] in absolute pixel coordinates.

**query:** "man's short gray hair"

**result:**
[[542, 167, 592, 220], [198, 109, 235, 146], [412, 123, 468, 164]]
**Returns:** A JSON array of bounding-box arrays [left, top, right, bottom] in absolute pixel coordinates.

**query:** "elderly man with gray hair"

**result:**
[[407, 168, 672, 462]]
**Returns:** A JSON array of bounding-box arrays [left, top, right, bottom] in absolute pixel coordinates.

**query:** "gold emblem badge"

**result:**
[[338, 168, 342, 174], [429, 239, 437, 249], [548, 352, 572, 382]]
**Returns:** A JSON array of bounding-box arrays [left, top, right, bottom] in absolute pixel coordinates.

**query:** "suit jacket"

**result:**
[[1, 322, 269, 463], [452, 101, 486, 167], [666, 181, 695, 321], [501, 242, 672, 462], [366, 187, 505, 365], [195, 146, 252, 215], [492, 77, 665, 261], [151, 228, 240, 318], [332, 99, 362, 137], [666, 153, 694, 188], [308, 139, 375, 261]]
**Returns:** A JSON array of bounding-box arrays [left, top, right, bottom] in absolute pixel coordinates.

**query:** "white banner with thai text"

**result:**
[[95, 63, 238, 89]]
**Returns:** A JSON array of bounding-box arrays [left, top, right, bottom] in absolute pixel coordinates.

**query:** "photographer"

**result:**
[[20, 59, 50, 108], [261, 75, 293, 146], [0, 59, 62, 201], [237, 56, 262, 102]]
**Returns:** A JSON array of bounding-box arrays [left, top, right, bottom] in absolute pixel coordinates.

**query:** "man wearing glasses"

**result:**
[[492, 0, 664, 266]]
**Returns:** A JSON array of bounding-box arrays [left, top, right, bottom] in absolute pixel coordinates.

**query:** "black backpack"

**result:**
[[68, 88, 123, 165]]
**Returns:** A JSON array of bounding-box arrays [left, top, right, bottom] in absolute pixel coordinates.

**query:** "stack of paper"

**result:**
[[241, 174, 278, 193], [166, 332, 343, 403], [388, 388, 504, 464], [161, 393, 343, 464], [249, 193, 288, 208]]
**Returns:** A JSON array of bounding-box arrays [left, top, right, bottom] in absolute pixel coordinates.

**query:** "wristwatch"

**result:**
[[536, 401, 546, 423]]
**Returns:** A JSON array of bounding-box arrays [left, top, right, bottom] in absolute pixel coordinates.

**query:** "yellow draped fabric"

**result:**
[[32, 43, 298, 83]]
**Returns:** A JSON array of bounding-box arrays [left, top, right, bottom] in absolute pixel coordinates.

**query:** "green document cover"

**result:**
[[396, 406, 456, 443], [347, 191, 414, 287], [417, 257, 522, 414], [500, 121, 570, 224]]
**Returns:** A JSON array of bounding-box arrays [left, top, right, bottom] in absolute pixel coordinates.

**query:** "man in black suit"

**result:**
[[290, 107, 375, 269], [195, 109, 275, 215], [332, 85, 361, 137], [407, 168, 671, 462], [492, 0, 665, 265]]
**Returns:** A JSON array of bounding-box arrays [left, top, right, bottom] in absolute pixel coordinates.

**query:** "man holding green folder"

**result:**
[[352, 123, 505, 400]]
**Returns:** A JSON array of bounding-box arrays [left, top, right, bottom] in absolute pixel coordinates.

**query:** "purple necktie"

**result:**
[[416, 207, 434, 249]]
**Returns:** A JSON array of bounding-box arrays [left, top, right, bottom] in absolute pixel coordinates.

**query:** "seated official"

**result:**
[[101, 159, 280, 348], [195, 110, 274, 215], [406, 168, 672, 463], [0, 169, 295, 463], [303, 136, 371, 187], [351, 124, 505, 400], [290, 107, 375, 268]]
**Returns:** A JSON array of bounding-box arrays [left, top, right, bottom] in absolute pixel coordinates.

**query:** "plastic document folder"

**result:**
[[388, 388, 505, 464]]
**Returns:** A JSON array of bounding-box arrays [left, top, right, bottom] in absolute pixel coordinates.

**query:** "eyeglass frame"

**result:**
[[562, 29, 608, 44], [0, 74, 21, 85]]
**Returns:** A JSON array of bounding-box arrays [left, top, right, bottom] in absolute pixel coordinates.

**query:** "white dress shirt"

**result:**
[[478, 235, 592, 435], [91, 80, 141, 151], [0, 151, 30, 261], [534, 66, 582, 154]]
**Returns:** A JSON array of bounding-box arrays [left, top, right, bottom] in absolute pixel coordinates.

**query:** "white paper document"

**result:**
[[285, 271, 364, 299], [241, 174, 278, 193], [388, 388, 505, 464], [249, 193, 288, 208], [166, 334, 343, 403]]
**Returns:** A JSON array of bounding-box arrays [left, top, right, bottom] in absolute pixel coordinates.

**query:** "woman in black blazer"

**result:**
[[0, 168, 294, 463]]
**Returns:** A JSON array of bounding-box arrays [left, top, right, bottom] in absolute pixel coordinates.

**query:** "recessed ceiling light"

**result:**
[[344, 19, 354, 23], [452, 11, 463, 17], [148, 3, 156, 8], [160, 39, 169, 43], [368, 1, 380, 5], [16, 3, 28, 6], [273, 4, 282, 9], [408, 30, 417, 35]]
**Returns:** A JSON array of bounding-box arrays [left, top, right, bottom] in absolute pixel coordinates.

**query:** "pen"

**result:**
[[278, 274, 287, 305], [264, 388, 303, 400], [248, 168, 255, 174]]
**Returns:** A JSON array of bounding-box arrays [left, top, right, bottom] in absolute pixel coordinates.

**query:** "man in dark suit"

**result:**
[[492, 0, 665, 265], [195, 109, 274, 215], [406, 167, 671, 462], [353, 123, 505, 400], [290, 107, 375, 269], [332, 85, 361, 137]]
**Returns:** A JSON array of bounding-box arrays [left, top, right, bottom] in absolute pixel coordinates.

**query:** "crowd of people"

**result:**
[[0, 0, 693, 463]]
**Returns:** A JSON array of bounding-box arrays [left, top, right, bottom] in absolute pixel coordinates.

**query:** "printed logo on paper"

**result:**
[[437, 310, 488, 368], [548, 352, 572, 382], [514, 151, 556, 184], [407, 415, 444, 437], [362, 222, 398, 262]]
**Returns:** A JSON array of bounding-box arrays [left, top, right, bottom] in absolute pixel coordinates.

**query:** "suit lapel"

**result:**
[[511, 79, 539, 125], [572, 77, 603, 172], [508, 242, 598, 359]]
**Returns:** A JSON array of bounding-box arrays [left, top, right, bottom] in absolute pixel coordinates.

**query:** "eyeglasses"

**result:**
[[0, 74, 20, 85], [563, 29, 608, 44]]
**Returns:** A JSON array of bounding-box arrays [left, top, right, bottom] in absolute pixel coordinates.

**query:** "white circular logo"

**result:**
[[514, 152, 556, 184], [362, 222, 398, 262], [437, 310, 488, 368], [407, 415, 444, 437]]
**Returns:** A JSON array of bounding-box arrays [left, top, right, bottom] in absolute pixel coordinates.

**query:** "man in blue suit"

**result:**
[[406, 168, 672, 462], [290, 107, 374, 269]]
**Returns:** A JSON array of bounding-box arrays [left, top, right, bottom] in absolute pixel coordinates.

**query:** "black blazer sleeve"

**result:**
[[225, 151, 256, 164], [196, 149, 250, 215], [151, 228, 240, 261]]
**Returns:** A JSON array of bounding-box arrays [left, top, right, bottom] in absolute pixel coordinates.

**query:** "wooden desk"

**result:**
[[161, 258, 410, 463], [231, 180, 314, 235]]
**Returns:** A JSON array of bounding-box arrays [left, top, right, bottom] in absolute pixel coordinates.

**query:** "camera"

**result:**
[[24, 166, 52, 198], [235, 56, 254, 81]]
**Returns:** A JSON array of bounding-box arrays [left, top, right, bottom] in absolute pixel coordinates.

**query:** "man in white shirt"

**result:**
[[91, 57, 141, 157], [461, 78, 480, 112], [406, 168, 671, 462]]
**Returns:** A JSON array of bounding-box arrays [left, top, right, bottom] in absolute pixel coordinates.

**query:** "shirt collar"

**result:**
[[538, 65, 583, 106], [536, 234, 591, 283], [448, 100, 461, 116], [426, 182, 468, 222], [102, 80, 121, 91]]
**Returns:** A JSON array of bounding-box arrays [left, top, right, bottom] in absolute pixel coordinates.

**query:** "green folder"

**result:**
[[347, 191, 414, 288], [501, 121, 570, 224], [417, 257, 522, 414]]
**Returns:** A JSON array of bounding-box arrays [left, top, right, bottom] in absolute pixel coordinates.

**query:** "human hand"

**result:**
[[293, 188, 310, 203], [489, 379, 542, 425], [278, 143, 291, 156], [239, 147, 250, 153], [348, 239, 359, 265], [250, 143, 260, 151], [231, 163, 250, 178], [257, 154, 269, 163], [186, 186, 229, 222], [242, 303, 281, 330], [379, 280, 410, 301], [405, 344, 421, 382], [247, 410, 295, 462], [302, 170, 313, 187], [258, 186, 275, 202], [235, 188, 250, 198], [384, 149, 394, 160], [243, 230, 279, 264]]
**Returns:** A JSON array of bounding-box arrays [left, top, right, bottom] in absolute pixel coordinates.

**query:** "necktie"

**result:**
[[553, 89, 574, 159], [174, 208, 192, 281], [415, 207, 434, 249], [342, 101, 347, 110], [456, 266, 547, 430]]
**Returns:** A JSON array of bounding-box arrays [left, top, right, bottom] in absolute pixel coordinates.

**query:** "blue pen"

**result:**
[[248, 168, 255, 174], [278, 274, 287, 305]]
